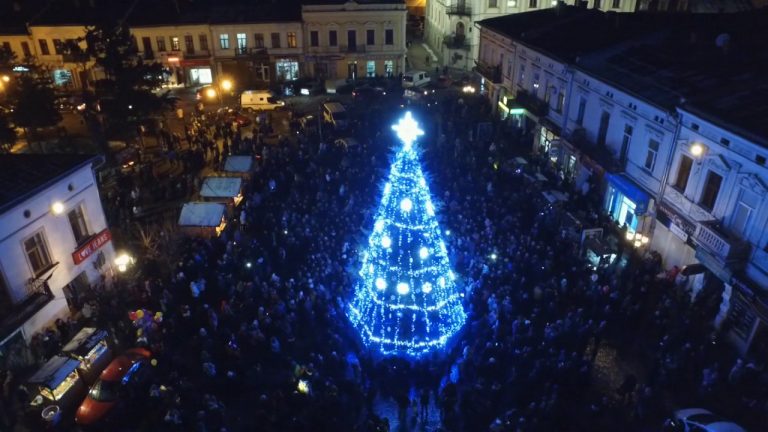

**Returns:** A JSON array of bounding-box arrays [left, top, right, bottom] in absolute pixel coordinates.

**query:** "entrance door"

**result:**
[[347, 62, 357, 80], [64, 271, 90, 311]]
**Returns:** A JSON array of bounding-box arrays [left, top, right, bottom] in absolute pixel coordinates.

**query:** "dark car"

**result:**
[[75, 348, 153, 427], [352, 86, 385, 103], [217, 108, 252, 127]]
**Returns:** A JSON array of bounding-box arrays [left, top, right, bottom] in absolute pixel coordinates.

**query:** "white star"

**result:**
[[391, 111, 424, 149]]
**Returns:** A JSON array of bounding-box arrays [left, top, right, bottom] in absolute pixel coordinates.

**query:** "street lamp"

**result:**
[[51, 201, 65, 215], [114, 253, 135, 272], [690, 143, 705, 157], [220, 79, 233, 92]]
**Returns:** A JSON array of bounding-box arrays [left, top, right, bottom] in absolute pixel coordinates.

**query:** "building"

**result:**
[[302, 0, 407, 80], [209, 3, 304, 89], [0, 155, 116, 370], [425, 0, 639, 71], [127, 0, 215, 87], [0, 0, 47, 67], [477, 7, 768, 356]]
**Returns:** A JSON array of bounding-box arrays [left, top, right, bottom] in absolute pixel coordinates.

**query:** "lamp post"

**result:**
[[219, 79, 233, 108]]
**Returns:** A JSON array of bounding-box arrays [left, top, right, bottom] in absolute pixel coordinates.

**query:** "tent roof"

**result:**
[[223, 156, 253, 173], [178, 202, 226, 227], [28, 355, 81, 389], [200, 177, 243, 198]]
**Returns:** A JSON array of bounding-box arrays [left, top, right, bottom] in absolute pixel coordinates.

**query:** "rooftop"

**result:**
[[0, 154, 101, 213]]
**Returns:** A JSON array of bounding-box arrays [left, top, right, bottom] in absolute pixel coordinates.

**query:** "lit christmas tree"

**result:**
[[347, 112, 466, 356]]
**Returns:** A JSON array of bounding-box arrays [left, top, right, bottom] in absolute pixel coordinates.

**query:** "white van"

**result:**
[[402, 70, 430, 88], [322, 102, 349, 130], [240, 90, 285, 111]]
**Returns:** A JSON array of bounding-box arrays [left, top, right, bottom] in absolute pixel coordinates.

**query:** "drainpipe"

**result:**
[[649, 106, 683, 242]]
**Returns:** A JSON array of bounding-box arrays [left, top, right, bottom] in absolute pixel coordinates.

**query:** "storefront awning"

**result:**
[[606, 173, 650, 214]]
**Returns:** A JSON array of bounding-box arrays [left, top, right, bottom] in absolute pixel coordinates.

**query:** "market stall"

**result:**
[[223, 155, 254, 178], [178, 202, 228, 238], [199, 176, 244, 208], [61, 327, 112, 384], [27, 355, 86, 414]]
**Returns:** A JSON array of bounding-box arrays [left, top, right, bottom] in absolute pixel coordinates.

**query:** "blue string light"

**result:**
[[347, 112, 467, 357]]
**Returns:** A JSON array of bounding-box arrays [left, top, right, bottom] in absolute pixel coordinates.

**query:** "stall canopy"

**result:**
[[61, 327, 107, 358], [606, 173, 650, 214], [200, 177, 243, 199], [28, 355, 80, 389], [178, 202, 227, 227], [223, 156, 253, 173]]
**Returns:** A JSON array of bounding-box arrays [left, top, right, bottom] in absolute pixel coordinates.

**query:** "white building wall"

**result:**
[[0, 163, 115, 342]]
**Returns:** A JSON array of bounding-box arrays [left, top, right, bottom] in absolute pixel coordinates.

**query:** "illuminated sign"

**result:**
[[71, 229, 112, 265]]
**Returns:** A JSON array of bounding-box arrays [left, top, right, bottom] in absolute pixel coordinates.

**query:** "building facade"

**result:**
[[302, 0, 407, 80], [130, 24, 215, 87], [0, 155, 116, 370]]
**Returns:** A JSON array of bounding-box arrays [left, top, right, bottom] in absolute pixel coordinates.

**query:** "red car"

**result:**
[[75, 348, 152, 427]]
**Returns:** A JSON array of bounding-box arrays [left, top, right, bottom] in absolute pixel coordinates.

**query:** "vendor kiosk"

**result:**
[[61, 327, 112, 384], [27, 355, 86, 419], [223, 155, 254, 179], [199, 176, 244, 209], [178, 202, 228, 238]]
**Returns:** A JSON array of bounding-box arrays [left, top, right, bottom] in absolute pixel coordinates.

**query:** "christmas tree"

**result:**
[[347, 112, 466, 356]]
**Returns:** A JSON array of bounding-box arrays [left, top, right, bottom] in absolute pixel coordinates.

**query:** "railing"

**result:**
[[340, 45, 366, 53], [446, 2, 472, 15], [694, 220, 750, 264], [0, 280, 54, 341], [185, 49, 210, 58], [443, 34, 469, 50], [564, 125, 624, 173], [475, 60, 502, 83]]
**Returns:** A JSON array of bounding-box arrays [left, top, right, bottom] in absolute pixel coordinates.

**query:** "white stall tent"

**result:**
[[178, 202, 228, 237], [223, 156, 253, 174], [199, 177, 244, 206]]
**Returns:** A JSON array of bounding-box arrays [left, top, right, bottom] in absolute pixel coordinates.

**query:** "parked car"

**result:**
[[402, 70, 431, 88], [286, 78, 325, 96], [664, 408, 747, 432], [352, 85, 385, 103], [75, 348, 153, 427], [217, 108, 252, 127], [195, 85, 219, 102], [240, 90, 285, 111], [322, 102, 349, 130], [435, 75, 453, 88]]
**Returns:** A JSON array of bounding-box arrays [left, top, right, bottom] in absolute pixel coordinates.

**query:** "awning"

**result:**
[[178, 202, 227, 227], [61, 327, 107, 358], [606, 173, 650, 214], [200, 177, 243, 199], [223, 156, 253, 173], [28, 355, 80, 389]]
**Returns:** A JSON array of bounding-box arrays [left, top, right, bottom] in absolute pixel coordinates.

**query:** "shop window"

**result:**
[[271, 33, 280, 48], [699, 171, 723, 211], [156, 36, 166, 52], [199, 34, 209, 51], [329, 30, 337, 47], [730, 189, 759, 236], [24, 231, 52, 277], [367, 60, 376, 77], [171, 36, 180, 51], [366, 29, 375, 46], [254, 33, 264, 49], [385, 29, 394, 45], [310, 31, 319, 47], [673, 155, 693, 191], [287, 32, 297, 48], [276, 60, 299, 81], [68, 204, 90, 246], [219, 34, 229, 50], [384, 60, 394, 77], [644, 139, 659, 171], [38, 39, 50, 55]]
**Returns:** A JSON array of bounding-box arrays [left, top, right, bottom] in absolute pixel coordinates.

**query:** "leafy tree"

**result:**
[[9, 73, 62, 151], [0, 44, 14, 75], [0, 112, 16, 153]]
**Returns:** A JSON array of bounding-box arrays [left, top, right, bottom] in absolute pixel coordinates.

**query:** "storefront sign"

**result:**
[[669, 222, 689, 242], [658, 204, 696, 237], [72, 229, 112, 265]]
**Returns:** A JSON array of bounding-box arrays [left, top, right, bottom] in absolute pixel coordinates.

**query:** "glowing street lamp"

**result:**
[[690, 143, 705, 157], [114, 253, 135, 272], [220, 79, 233, 92], [51, 201, 65, 215]]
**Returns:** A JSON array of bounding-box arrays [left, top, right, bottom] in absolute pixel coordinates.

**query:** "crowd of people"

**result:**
[[4, 81, 767, 432]]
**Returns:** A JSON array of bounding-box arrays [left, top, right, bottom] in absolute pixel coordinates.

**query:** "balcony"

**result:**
[[340, 45, 366, 53], [475, 60, 501, 83], [694, 220, 751, 266], [513, 89, 549, 118], [446, 2, 472, 15], [443, 34, 469, 50], [0, 279, 54, 342], [185, 50, 211, 59]]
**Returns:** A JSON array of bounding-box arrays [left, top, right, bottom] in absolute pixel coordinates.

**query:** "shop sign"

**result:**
[[72, 229, 112, 265], [658, 204, 696, 237], [669, 222, 689, 242]]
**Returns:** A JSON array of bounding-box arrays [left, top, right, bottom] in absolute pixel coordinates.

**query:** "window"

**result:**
[[731, 189, 760, 236], [271, 33, 280, 48], [529, 0, 537, 7], [674, 155, 693, 191], [620, 124, 632, 165], [24, 231, 52, 277], [219, 34, 229, 49], [236, 33, 247, 53], [52, 39, 63, 55], [518, 64, 525, 85], [544, 85, 552, 104], [21, 41, 31, 57], [508, 0, 517, 6], [384, 60, 394, 77], [489, 0, 498, 7], [199, 34, 208, 51], [329, 30, 337, 47], [39, 39, 50, 55], [310, 31, 319, 47], [699, 171, 723, 211], [347, 30, 356, 49], [141, 37, 152, 54], [597, 111, 610, 146], [68, 205, 90, 245], [254, 33, 264, 48], [556, 90, 565, 113], [170, 36, 180, 51], [1, 42, 10, 54], [385, 29, 394, 45], [644, 139, 660, 171], [366, 29, 375, 45], [367, 60, 376, 77], [287, 32, 297, 48], [156, 36, 166, 52], [612, 0, 620, 7], [575, 97, 586, 126], [184, 35, 194, 54]]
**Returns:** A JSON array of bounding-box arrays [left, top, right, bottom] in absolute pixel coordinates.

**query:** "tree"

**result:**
[[0, 112, 16, 153], [10, 73, 62, 151], [347, 112, 466, 357]]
